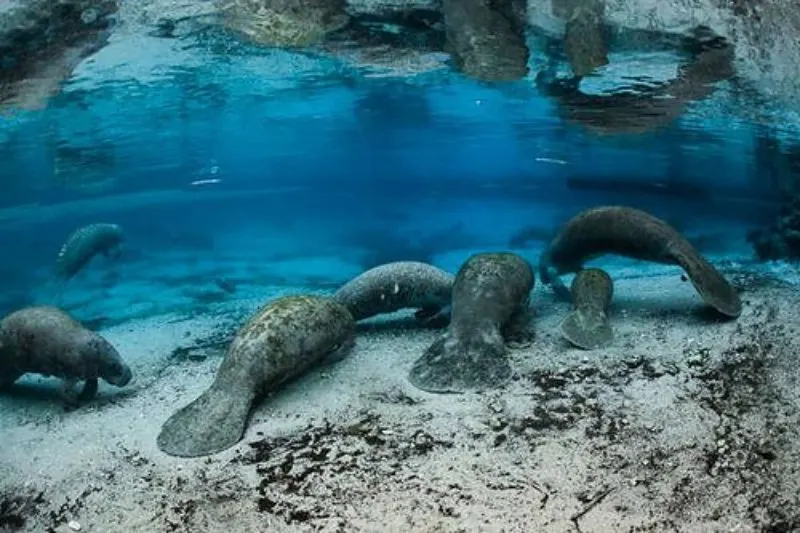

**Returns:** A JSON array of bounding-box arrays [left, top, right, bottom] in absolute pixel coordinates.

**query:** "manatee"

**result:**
[[157, 295, 355, 458], [0, 306, 132, 404], [408, 252, 534, 394], [538, 206, 742, 318], [51, 222, 124, 302], [559, 268, 614, 350], [332, 261, 455, 324]]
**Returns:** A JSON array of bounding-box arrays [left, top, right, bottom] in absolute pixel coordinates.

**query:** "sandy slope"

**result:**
[[1, 262, 800, 533]]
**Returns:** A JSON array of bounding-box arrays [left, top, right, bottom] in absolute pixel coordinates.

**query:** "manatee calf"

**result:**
[[52, 222, 124, 300], [539, 206, 742, 318], [332, 261, 455, 324], [408, 252, 534, 394], [560, 268, 614, 350], [157, 295, 355, 458], [0, 306, 132, 404]]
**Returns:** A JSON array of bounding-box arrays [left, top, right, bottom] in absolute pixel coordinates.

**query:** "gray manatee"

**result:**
[[157, 295, 355, 458], [51, 222, 124, 302], [539, 205, 742, 318], [408, 252, 534, 394], [332, 261, 454, 324], [559, 268, 614, 350], [0, 306, 132, 404]]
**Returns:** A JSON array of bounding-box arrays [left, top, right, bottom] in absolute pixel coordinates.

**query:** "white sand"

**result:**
[[2, 261, 800, 532]]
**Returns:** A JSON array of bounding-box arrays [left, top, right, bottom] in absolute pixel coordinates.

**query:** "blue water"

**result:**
[[0, 42, 788, 326]]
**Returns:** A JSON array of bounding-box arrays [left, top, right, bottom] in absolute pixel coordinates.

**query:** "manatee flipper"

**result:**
[[408, 331, 511, 394], [58, 378, 83, 405], [502, 305, 535, 349], [78, 378, 99, 402], [559, 308, 613, 350], [414, 305, 451, 327], [669, 245, 742, 318], [319, 337, 356, 366], [157, 385, 255, 458]]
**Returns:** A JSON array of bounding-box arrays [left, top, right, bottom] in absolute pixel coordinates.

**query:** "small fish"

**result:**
[[559, 268, 614, 350], [190, 178, 222, 186], [535, 157, 568, 165]]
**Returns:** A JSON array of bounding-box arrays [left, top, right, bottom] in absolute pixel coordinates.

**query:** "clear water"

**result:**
[[3, 0, 800, 530], [1, 0, 795, 324]]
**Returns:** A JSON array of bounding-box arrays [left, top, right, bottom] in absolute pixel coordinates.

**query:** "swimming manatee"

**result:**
[[559, 268, 614, 350], [332, 261, 455, 325], [538, 206, 742, 318], [157, 295, 355, 458], [0, 306, 132, 404], [408, 252, 535, 394], [51, 222, 124, 302]]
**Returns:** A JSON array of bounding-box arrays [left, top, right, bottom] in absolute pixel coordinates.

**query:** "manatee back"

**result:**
[[571, 268, 614, 312], [332, 262, 454, 320], [216, 295, 355, 392], [548, 206, 683, 271], [0, 306, 93, 378], [450, 252, 534, 329], [55, 223, 124, 279]]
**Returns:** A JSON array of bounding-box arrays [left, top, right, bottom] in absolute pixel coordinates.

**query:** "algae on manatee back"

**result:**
[[156, 295, 355, 458]]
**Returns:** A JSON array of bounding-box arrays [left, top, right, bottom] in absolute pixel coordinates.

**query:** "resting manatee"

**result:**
[[157, 295, 355, 458], [539, 206, 742, 318], [0, 306, 132, 404], [408, 252, 534, 394], [332, 261, 454, 324], [559, 268, 614, 350]]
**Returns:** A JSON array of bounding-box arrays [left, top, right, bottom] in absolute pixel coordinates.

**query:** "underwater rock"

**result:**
[[53, 223, 124, 299], [408, 252, 534, 394], [539, 205, 742, 318], [559, 0, 609, 77], [0, 306, 132, 404], [0, 0, 117, 110], [219, 0, 350, 47], [441, 0, 529, 82], [157, 295, 355, 458], [559, 268, 614, 350], [332, 261, 454, 324], [535, 25, 735, 135]]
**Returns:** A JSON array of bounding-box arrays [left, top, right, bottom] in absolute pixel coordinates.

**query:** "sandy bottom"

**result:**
[[2, 257, 800, 533]]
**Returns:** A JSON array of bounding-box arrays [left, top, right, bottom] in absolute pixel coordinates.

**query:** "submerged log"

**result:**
[[441, 0, 529, 82], [0, 0, 117, 110]]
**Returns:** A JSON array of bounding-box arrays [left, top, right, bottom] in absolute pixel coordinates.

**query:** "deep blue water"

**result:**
[[0, 17, 794, 326]]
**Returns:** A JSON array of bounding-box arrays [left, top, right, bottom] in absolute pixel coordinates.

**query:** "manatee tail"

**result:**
[[538, 250, 571, 302], [559, 308, 614, 350], [670, 243, 742, 318], [407, 330, 511, 394], [157, 384, 254, 458]]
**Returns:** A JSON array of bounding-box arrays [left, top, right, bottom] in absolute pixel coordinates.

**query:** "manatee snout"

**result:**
[[88, 337, 132, 387]]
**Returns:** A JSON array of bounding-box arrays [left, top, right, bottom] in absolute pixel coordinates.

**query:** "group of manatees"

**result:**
[[0, 205, 742, 459]]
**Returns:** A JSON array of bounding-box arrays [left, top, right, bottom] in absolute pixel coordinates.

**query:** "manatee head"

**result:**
[[84, 334, 132, 387]]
